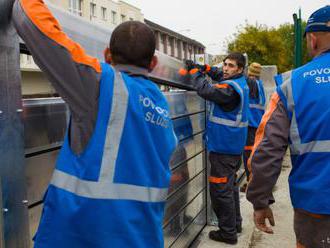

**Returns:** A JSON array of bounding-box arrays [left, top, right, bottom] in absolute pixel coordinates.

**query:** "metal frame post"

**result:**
[[0, 1, 30, 247]]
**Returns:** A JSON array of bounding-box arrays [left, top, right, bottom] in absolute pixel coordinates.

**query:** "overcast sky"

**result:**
[[123, 0, 329, 55]]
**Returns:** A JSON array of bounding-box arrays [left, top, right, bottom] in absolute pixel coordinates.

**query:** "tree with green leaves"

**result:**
[[227, 22, 309, 73]]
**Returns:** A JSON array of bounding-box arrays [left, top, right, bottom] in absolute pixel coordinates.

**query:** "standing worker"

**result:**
[[241, 62, 266, 192], [186, 52, 249, 245], [247, 5, 330, 248], [12, 0, 177, 247]]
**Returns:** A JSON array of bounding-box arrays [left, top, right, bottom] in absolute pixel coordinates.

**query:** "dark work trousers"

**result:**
[[243, 126, 257, 181], [209, 152, 242, 239], [294, 209, 330, 248]]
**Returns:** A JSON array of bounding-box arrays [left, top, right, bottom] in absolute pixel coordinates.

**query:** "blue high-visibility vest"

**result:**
[[248, 79, 266, 128], [277, 51, 330, 214], [33, 63, 177, 248], [206, 76, 249, 155]]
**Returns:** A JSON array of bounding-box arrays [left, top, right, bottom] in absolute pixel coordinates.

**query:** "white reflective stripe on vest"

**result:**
[[209, 114, 248, 127], [283, 71, 330, 155], [308, 22, 329, 27], [249, 104, 265, 110], [50, 69, 168, 202], [291, 140, 330, 155], [281, 72, 302, 145], [209, 80, 248, 128], [282, 71, 292, 87], [249, 80, 265, 110]]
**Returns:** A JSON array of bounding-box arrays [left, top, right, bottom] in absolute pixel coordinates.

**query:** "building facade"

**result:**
[[20, 0, 144, 95], [46, 0, 144, 28], [20, 0, 205, 95], [145, 19, 205, 61]]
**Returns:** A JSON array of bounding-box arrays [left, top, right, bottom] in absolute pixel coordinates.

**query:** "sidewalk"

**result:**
[[191, 154, 296, 248]]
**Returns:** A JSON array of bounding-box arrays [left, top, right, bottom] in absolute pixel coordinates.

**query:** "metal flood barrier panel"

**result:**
[[23, 92, 207, 248], [0, 2, 208, 247]]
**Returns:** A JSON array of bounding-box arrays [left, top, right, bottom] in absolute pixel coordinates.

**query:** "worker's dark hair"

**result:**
[[223, 52, 246, 69], [110, 21, 156, 69]]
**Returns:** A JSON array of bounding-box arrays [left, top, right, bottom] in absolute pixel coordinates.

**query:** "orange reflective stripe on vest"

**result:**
[[244, 146, 253, 151], [209, 176, 228, 184]]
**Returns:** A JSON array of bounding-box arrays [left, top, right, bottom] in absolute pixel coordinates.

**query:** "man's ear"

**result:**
[[310, 33, 318, 51], [104, 47, 112, 64], [238, 67, 244, 74], [148, 55, 158, 72]]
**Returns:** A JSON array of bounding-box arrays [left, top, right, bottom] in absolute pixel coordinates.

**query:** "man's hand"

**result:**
[[253, 207, 275, 234]]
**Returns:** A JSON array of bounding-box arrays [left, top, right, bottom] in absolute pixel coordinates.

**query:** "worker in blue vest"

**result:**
[[186, 52, 249, 245], [12, 0, 177, 247], [241, 62, 266, 192], [247, 5, 330, 248]]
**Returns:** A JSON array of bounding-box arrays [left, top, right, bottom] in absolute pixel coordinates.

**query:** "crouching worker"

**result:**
[[186, 53, 249, 244], [12, 0, 177, 247]]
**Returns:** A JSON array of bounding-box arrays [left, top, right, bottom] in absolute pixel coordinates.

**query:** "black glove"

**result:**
[[185, 60, 197, 71], [207, 66, 223, 81], [185, 60, 211, 74]]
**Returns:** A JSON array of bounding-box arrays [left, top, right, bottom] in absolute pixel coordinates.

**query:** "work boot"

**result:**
[[208, 230, 238, 245]]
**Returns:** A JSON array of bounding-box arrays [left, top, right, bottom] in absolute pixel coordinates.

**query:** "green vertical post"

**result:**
[[293, 8, 303, 68]]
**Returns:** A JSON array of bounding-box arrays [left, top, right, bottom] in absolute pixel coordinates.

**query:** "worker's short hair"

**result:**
[[223, 52, 246, 69], [110, 21, 156, 69]]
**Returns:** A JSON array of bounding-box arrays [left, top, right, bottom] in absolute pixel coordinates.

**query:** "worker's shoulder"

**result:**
[[278, 60, 320, 88], [293, 52, 330, 79]]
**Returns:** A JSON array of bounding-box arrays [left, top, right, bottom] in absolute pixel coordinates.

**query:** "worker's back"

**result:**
[[34, 64, 177, 248], [277, 50, 330, 214]]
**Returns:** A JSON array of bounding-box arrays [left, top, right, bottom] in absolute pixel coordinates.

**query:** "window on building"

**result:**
[[121, 14, 126, 23], [161, 35, 167, 54], [183, 43, 187, 59], [101, 7, 107, 20], [111, 11, 117, 24], [176, 40, 181, 58], [68, 0, 83, 16], [169, 38, 174, 56], [90, 3, 96, 17]]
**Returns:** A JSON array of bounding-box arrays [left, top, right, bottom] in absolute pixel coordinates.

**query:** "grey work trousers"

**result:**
[[209, 152, 242, 239]]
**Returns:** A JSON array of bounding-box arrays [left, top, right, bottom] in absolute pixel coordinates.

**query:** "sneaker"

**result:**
[[208, 230, 238, 245]]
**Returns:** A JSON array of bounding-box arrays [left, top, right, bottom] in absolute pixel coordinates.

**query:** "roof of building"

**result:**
[[118, 0, 142, 11], [145, 19, 205, 48]]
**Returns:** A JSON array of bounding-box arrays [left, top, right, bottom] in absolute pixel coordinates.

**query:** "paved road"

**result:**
[[191, 153, 296, 248]]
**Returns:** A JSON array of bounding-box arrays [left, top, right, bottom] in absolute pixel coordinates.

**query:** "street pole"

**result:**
[[293, 8, 303, 68]]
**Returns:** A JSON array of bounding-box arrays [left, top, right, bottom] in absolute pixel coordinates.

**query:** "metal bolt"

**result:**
[[16, 109, 23, 113], [22, 200, 28, 205], [0, 110, 2, 114], [3, 208, 8, 213]]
